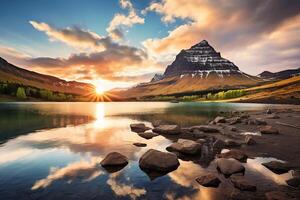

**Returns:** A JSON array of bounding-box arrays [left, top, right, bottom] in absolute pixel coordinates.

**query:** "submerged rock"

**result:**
[[139, 149, 180, 172], [260, 126, 279, 134], [247, 118, 267, 125], [213, 139, 226, 152], [100, 152, 128, 167], [286, 176, 300, 187], [138, 131, 159, 139], [225, 139, 242, 147], [196, 173, 221, 187], [230, 175, 256, 191], [262, 161, 291, 174], [133, 142, 147, 147], [245, 135, 256, 145], [266, 114, 280, 119], [265, 191, 293, 200], [216, 158, 245, 176], [130, 123, 151, 133], [218, 149, 248, 162], [167, 139, 202, 155], [152, 125, 181, 135], [190, 125, 220, 133]]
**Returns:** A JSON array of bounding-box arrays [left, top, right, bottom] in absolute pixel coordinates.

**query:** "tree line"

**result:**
[[206, 89, 246, 100], [0, 82, 74, 101]]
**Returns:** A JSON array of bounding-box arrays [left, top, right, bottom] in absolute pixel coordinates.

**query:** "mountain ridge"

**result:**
[[0, 57, 94, 95]]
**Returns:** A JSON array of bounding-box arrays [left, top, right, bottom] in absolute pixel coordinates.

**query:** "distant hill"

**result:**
[[0, 57, 94, 95], [116, 40, 261, 98], [258, 68, 300, 80]]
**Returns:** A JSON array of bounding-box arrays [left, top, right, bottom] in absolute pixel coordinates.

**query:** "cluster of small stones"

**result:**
[[99, 109, 298, 199]]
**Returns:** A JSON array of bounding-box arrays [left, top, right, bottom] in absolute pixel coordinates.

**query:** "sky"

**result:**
[[0, 0, 300, 91]]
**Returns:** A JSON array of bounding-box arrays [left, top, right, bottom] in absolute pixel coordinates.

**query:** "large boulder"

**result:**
[[130, 123, 151, 133], [139, 149, 180, 172], [100, 152, 128, 167], [196, 173, 221, 187], [260, 126, 279, 134], [230, 175, 256, 191], [262, 161, 291, 174], [166, 139, 202, 155], [152, 125, 181, 135], [138, 131, 159, 139], [216, 158, 245, 176], [190, 125, 220, 133], [218, 149, 248, 162]]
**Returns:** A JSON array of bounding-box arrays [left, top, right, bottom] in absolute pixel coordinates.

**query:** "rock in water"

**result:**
[[286, 177, 300, 187], [245, 135, 256, 145], [190, 125, 220, 133], [130, 123, 151, 133], [260, 126, 279, 134], [218, 149, 248, 162], [100, 152, 128, 167], [139, 149, 180, 172], [230, 175, 256, 191], [262, 161, 291, 174], [216, 158, 245, 176], [196, 173, 221, 187], [166, 139, 202, 155], [152, 125, 181, 135], [138, 131, 159, 139], [265, 191, 293, 200], [133, 142, 147, 147]]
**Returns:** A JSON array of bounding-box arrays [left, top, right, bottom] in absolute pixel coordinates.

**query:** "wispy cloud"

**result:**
[[107, 0, 144, 40]]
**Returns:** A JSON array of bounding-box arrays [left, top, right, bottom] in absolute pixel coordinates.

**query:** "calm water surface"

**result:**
[[0, 102, 295, 200]]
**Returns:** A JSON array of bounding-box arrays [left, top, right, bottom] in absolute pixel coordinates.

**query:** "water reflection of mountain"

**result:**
[[0, 106, 93, 144], [121, 103, 225, 127]]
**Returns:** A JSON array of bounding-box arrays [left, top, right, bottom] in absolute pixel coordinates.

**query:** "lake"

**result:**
[[0, 102, 296, 200]]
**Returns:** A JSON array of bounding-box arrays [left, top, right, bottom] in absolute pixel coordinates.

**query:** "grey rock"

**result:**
[[190, 125, 220, 133], [138, 131, 159, 139], [230, 175, 256, 191], [247, 118, 267, 125], [218, 149, 248, 162], [152, 125, 181, 135], [151, 120, 162, 127], [260, 126, 279, 134], [133, 142, 147, 147], [286, 177, 300, 187], [167, 139, 202, 155], [191, 129, 207, 138], [265, 191, 293, 200], [213, 139, 226, 151], [196, 173, 221, 187], [139, 149, 180, 172], [262, 161, 291, 174], [216, 158, 245, 176], [130, 123, 151, 133], [245, 135, 256, 145], [225, 139, 242, 147], [100, 152, 128, 167]]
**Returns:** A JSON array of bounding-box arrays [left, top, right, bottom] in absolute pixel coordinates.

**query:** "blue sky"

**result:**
[[0, 0, 300, 90]]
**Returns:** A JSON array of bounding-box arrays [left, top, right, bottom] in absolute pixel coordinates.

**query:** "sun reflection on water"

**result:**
[[93, 103, 106, 129]]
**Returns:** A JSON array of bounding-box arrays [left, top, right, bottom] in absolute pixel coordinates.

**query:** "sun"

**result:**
[[95, 86, 105, 95]]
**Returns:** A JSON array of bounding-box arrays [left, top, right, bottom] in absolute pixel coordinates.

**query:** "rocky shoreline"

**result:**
[[100, 108, 300, 199]]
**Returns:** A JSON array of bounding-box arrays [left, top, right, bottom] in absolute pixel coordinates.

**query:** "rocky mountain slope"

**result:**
[[0, 57, 94, 95], [118, 40, 261, 98], [258, 68, 300, 80]]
